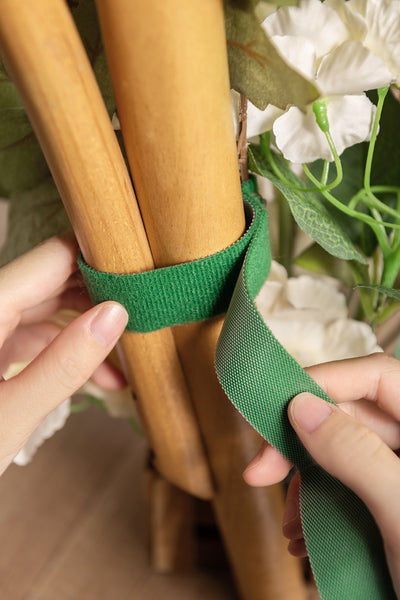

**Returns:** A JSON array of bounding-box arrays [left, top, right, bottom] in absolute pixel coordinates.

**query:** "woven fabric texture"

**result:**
[[79, 179, 395, 599]]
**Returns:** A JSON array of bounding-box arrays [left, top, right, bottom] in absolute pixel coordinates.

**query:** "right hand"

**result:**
[[244, 354, 400, 597]]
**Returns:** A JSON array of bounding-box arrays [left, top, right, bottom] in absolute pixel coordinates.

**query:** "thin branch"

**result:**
[[237, 94, 248, 182]]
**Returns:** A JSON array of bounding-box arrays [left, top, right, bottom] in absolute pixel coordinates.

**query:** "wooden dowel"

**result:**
[[96, 1, 307, 598], [146, 460, 195, 574], [0, 0, 213, 500]]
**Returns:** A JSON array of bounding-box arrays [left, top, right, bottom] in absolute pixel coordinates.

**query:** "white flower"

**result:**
[[246, 0, 393, 163], [255, 261, 381, 367], [13, 398, 71, 466], [326, 0, 400, 85]]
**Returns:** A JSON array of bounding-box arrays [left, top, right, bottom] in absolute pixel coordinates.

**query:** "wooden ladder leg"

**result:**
[[0, 0, 214, 501], [95, 1, 308, 598], [146, 459, 195, 574]]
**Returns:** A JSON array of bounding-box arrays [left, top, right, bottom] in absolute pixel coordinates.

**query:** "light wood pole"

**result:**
[[95, 1, 307, 598], [0, 0, 213, 501]]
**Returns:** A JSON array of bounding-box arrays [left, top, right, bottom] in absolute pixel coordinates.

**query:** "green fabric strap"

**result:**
[[79, 180, 395, 599], [78, 202, 256, 333]]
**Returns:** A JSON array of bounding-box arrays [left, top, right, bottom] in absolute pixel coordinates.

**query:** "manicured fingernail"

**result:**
[[90, 302, 129, 346], [290, 393, 333, 433]]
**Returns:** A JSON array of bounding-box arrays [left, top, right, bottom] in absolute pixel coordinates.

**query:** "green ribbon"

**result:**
[[79, 179, 395, 599]]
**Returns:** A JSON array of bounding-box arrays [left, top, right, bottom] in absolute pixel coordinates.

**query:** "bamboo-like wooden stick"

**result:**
[[0, 0, 213, 500], [96, 1, 307, 598]]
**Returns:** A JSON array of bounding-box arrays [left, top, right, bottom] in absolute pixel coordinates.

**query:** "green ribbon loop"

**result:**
[[79, 179, 395, 599], [216, 180, 395, 599]]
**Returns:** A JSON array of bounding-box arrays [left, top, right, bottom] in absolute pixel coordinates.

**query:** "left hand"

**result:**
[[0, 235, 128, 474]]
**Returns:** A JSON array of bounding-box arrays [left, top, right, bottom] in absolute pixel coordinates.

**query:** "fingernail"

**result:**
[[282, 499, 297, 528], [290, 393, 333, 433], [90, 302, 129, 346]]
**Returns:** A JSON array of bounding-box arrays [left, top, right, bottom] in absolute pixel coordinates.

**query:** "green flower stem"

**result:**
[[348, 262, 375, 322], [392, 190, 400, 250], [302, 164, 398, 248], [277, 191, 295, 275], [364, 87, 389, 195], [349, 188, 400, 223], [320, 160, 329, 187], [381, 242, 400, 288], [322, 129, 343, 189], [373, 300, 400, 326], [260, 132, 340, 195]]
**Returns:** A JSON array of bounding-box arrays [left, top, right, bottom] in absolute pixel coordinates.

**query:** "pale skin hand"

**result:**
[[243, 354, 400, 597], [0, 235, 129, 475]]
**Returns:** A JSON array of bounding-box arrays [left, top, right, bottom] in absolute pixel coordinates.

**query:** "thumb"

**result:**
[[288, 393, 400, 546], [0, 302, 128, 467]]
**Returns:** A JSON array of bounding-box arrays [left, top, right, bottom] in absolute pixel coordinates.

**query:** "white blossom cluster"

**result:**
[[244, 0, 400, 163], [256, 261, 382, 367]]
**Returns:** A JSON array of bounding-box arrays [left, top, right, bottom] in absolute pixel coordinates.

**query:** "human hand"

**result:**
[[243, 354, 400, 597], [0, 235, 128, 475]]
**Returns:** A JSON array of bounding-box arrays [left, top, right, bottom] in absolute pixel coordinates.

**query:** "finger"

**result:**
[[287, 538, 307, 558], [306, 353, 400, 422], [0, 235, 78, 342], [282, 472, 303, 540], [288, 392, 400, 549], [0, 321, 61, 373], [0, 301, 128, 471], [20, 285, 92, 326], [243, 441, 292, 486], [90, 360, 127, 390]]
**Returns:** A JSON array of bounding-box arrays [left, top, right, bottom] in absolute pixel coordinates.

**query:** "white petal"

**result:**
[[323, 319, 382, 360], [263, 0, 350, 59], [286, 275, 347, 321], [327, 94, 376, 156], [273, 106, 331, 162], [325, 0, 367, 41], [13, 399, 71, 466], [318, 40, 393, 95], [273, 94, 375, 162], [81, 380, 137, 419], [271, 35, 317, 79], [346, 0, 400, 84], [247, 102, 284, 137]]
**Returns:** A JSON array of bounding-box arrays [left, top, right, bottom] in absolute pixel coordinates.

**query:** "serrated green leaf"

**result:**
[[355, 284, 400, 300], [0, 59, 51, 195], [248, 144, 367, 264], [224, 0, 318, 110], [1, 178, 72, 264]]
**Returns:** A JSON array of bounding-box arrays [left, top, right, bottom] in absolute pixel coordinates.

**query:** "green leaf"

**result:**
[[355, 283, 400, 301], [0, 3, 115, 199], [248, 144, 367, 264], [1, 178, 72, 264], [295, 242, 354, 287], [0, 58, 51, 196], [224, 0, 319, 110]]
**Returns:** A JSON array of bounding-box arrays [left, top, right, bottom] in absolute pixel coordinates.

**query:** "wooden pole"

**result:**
[[0, 0, 213, 500], [96, 1, 307, 598]]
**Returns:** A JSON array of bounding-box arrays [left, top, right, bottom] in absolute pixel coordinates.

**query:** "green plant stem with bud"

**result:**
[[257, 88, 400, 325]]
